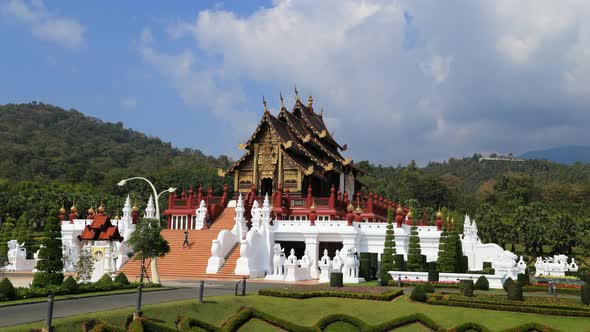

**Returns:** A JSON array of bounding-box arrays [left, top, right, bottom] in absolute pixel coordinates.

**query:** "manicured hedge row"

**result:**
[[427, 297, 590, 317], [430, 294, 590, 312], [397, 281, 461, 288], [522, 286, 580, 295], [176, 315, 221, 332], [258, 288, 404, 301]]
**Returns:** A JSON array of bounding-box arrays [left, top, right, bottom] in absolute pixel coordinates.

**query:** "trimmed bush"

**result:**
[[427, 261, 437, 272], [460, 256, 469, 273], [475, 275, 489, 290], [422, 283, 435, 293], [507, 282, 524, 301], [503, 277, 515, 292], [330, 272, 343, 287], [460, 280, 474, 297], [62, 275, 78, 291], [582, 285, 590, 305], [32, 272, 64, 288], [114, 272, 130, 285], [359, 258, 370, 280], [0, 278, 16, 301], [428, 270, 439, 282], [393, 254, 405, 271], [410, 285, 427, 302], [97, 274, 113, 285], [483, 262, 492, 269], [517, 273, 530, 286]]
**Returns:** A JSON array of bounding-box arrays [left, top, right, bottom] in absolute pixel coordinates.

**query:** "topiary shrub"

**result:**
[[475, 275, 489, 290], [460, 280, 474, 297], [114, 272, 130, 285], [32, 272, 64, 288], [422, 283, 435, 293], [393, 254, 405, 271], [517, 273, 530, 286], [410, 285, 427, 302], [0, 278, 16, 301], [62, 275, 78, 291], [96, 274, 113, 290], [330, 272, 343, 287], [503, 277, 514, 292], [582, 285, 590, 305], [427, 270, 439, 282], [507, 281, 524, 301]]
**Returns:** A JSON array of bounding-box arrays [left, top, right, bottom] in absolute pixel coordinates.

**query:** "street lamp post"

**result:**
[[117, 177, 176, 285]]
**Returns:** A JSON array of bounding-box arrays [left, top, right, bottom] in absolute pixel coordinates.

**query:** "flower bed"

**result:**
[[427, 293, 590, 317], [258, 285, 404, 301], [397, 280, 461, 288]]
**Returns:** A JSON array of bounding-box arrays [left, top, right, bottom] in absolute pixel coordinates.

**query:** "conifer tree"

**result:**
[[406, 212, 424, 271], [33, 211, 64, 287], [380, 207, 396, 285], [437, 218, 463, 272], [15, 213, 31, 255]]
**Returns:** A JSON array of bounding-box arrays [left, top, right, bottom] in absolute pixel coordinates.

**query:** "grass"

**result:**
[[4, 292, 590, 331], [0, 287, 172, 308]]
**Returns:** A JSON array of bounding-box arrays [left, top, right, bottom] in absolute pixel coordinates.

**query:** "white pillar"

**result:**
[[304, 234, 319, 279]]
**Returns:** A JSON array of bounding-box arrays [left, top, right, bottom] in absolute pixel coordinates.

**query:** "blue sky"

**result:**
[[2, 0, 590, 165]]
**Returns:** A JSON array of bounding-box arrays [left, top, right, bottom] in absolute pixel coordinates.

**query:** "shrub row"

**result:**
[[522, 285, 580, 295], [258, 287, 404, 301], [1, 273, 159, 302], [427, 294, 590, 317], [173, 307, 565, 332], [396, 280, 461, 288]]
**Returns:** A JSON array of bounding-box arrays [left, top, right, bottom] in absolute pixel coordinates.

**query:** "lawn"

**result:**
[[4, 293, 590, 331]]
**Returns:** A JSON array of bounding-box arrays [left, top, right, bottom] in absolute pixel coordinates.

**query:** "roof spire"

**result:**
[[319, 108, 324, 117], [279, 92, 284, 109], [262, 96, 268, 113], [308, 94, 313, 108], [294, 85, 300, 102]]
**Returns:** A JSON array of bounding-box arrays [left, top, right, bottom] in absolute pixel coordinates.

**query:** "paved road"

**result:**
[[0, 281, 272, 328]]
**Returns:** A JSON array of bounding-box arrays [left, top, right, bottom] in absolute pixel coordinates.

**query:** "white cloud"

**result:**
[[121, 97, 137, 111], [138, 0, 590, 164], [1, 0, 85, 49]]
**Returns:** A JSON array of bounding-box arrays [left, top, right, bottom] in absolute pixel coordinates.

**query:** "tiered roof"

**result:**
[[77, 214, 123, 242], [225, 97, 353, 180]]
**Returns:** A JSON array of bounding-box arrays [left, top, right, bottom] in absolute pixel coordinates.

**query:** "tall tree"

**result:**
[[406, 212, 424, 271], [380, 208, 396, 285], [33, 212, 64, 287]]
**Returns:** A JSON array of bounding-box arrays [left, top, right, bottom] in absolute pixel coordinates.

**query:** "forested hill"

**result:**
[[0, 102, 230, 187]]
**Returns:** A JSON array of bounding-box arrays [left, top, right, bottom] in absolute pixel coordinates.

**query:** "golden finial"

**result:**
[[310, 198, 316, 212], [88, 206, 95, 214], [308, 95, 313, 107], [407, 209, 413, 218], [280, 92, 284, 108], [132, 200, 139, 212], [59, 202, 66, 214], [355, 203, 363, 214], [262, 96, 268, 113], [436, 210, 443, 218], [347, 203, 354, 212], [98, 201, 105, 213], [294, 85, 300, 101]]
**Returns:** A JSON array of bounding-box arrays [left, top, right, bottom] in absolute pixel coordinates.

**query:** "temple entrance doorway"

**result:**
[[261, 178, 273, 196], [319, 242, 343, 259], [275, 241, 305, 258]]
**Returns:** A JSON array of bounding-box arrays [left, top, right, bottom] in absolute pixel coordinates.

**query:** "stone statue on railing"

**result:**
[[318, 249, 332, 283], [534, 254, 578, 277], [342, 247, 359, 279], [332, 249, 343, 272], [300, 249, 312, 279], [251, 200, 262, 231], [271, 244, 285, 276], [195, 200, 207, 230], [493, 250, 525, 279]]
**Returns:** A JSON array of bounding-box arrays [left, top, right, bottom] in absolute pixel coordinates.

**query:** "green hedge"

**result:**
[[475, 276, 489, 290], [582, 285, 590, 305], [522, 285, 580, 295], [4, 281, 161, 302], [0, 278, 16, 301], [258, 287, 404, 301], [330, 272, 343, 287], [460, 280, 474, 297], [410, 285, 427, 302], [427, 294, 590, 317], [507, 282, 524, 301]]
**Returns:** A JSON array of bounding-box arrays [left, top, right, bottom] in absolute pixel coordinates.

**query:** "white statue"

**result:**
[[318, 249, 332, 283], [320, 249, 331, 266], [194, 200, 207, 230], [332, 249, 343, 271], [534, 254, 577, 277], [342, 247, 359, 278], [286, 248, 297, 265], [272, 244, 285, 275]]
